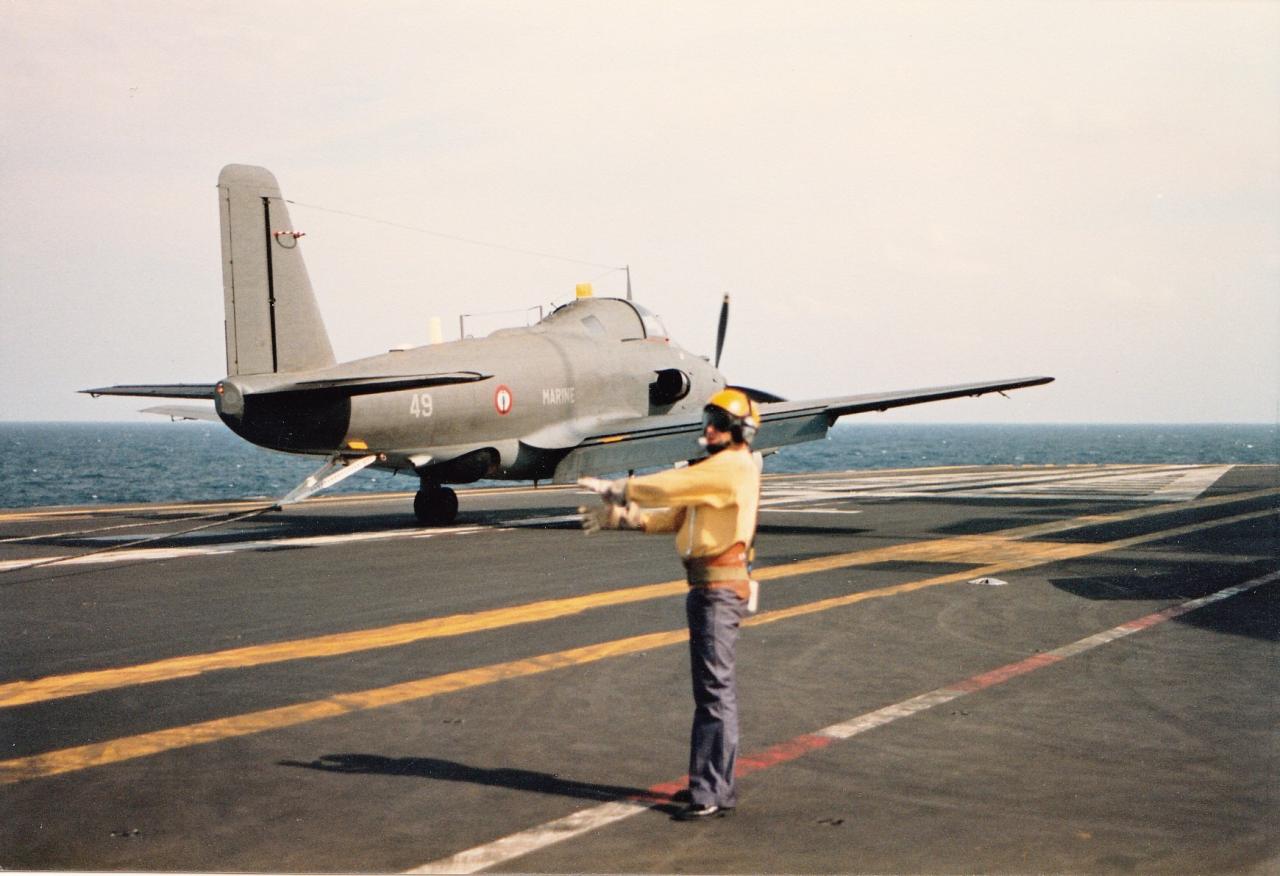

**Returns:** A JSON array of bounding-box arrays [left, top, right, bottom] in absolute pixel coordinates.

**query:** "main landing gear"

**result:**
[[414, 484, 458, 526]]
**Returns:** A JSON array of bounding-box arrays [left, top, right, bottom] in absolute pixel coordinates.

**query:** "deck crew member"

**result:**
[[580, 388, 762, 820]]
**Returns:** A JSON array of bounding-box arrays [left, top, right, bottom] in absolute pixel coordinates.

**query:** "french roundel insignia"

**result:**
[[494, 384, 514, 415]]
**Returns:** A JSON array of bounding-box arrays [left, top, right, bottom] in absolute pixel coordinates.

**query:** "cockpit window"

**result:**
[[540, 297, 665, 340], [630, 303, 668, 339]]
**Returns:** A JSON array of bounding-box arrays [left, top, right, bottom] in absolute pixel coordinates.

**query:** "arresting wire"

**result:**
[[0, 505, 279, 576], [0, 505, 279, 544]]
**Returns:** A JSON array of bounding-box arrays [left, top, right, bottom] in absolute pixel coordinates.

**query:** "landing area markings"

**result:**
[[409, 569, 1279, 874], [3, 485, 1274, 709], [0, 465, 1246, 573], [762, 463, 1234, 503], [2, 491, 1275, 785]]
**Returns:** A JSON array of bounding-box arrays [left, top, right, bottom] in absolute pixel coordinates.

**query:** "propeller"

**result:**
[[714, 293, 730, 368], [710, 292, 788, 403]]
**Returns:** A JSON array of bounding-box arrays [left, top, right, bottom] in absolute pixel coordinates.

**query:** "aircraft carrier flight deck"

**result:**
[[1, 464, 1276, 874]]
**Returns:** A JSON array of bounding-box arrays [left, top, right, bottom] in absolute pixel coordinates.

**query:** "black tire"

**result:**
[[413, 487, 459, 526]]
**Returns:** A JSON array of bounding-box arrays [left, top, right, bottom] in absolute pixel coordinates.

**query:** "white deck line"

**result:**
[[406, 569, 1278, 874]]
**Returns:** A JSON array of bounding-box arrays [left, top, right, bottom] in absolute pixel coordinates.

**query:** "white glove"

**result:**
[[577, 476, 628, 506], [580, 502, 644, 534]]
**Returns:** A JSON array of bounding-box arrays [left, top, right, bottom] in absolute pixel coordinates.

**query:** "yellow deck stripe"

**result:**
[[1, 504, 1275, 786], [0, 579, 687, 707], [0, 629, 688, 786], [3, 486, 1276, 709]]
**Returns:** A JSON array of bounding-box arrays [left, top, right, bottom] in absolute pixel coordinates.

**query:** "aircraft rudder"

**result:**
[[217, 164, 285, 199], [218, 164, 336, 377]]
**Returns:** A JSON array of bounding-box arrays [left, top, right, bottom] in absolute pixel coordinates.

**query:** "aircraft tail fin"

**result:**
[[218, 165, 336, 376]]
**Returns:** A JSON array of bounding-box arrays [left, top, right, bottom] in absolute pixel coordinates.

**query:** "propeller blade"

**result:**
[[714, 294, 730, 368]]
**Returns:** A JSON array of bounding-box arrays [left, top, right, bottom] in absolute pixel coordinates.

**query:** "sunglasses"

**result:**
[[702, 408, 736, 432]]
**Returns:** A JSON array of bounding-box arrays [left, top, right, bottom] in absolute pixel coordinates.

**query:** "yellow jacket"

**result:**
[[626, 447, 761, 559]]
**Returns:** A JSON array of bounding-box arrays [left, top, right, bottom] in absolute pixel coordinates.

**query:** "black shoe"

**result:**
[[674, 802, 732, 821], [671, 788, 692, 804]]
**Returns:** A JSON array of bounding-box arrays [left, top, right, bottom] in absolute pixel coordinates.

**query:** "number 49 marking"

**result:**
[[409, 392, 433, 418]]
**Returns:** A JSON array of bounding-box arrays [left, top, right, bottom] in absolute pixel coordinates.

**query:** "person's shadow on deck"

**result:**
[[279, 753, 677, 809]]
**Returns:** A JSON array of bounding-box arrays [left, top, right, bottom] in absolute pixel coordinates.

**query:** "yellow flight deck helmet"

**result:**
[[703, 388, 761, 445]]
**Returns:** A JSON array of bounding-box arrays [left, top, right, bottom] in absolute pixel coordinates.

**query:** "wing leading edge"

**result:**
[[81, 384, 219, 399], [550, 375, 1053, 482], [752, 375, 1054, 452], [81, 371, 491, 402]]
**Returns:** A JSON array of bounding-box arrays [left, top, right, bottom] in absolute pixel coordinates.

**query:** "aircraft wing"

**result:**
[[81, 372, 491, 401], [755, 375, 1054, 449], [550, 410, 706, 482], [550, 375, 1053, 482], [256, 371, 491, 397], [82, 384, 218, 399], [141, 404, 220, 422], [769, 375, 1054, 419]]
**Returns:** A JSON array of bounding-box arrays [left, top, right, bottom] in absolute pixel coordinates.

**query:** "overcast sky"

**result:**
[[2, 1, 1277, 423]]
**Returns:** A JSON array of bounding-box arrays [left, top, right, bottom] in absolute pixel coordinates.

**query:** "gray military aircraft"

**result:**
[[84, 165, 1053, 524]]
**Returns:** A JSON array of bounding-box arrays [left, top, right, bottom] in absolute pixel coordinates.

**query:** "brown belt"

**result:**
[[684, 544, 750, 600]]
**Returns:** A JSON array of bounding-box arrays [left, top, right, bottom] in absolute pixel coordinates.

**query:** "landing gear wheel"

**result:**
[[414, 486, 458, 526]]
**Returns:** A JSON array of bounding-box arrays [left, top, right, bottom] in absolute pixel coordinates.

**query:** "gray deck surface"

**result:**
[[1, 464, 1276, 874]]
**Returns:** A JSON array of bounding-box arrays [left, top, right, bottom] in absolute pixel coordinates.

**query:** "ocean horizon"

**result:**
[[1, 421, 1275, 510]]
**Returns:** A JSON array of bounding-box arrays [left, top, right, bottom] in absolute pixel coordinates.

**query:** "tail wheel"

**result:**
[[414, 486, 458, 526]]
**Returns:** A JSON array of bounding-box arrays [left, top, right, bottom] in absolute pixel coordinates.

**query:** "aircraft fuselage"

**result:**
[[214, 297, 724, 484]]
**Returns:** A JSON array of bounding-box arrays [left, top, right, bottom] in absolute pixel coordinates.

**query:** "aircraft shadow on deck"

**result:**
[[757, 523, 871, 537], [279, 753, 672, 808], [1050, 558, 1278, 642]]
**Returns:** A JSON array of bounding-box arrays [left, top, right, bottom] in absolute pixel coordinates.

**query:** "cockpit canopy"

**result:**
[[539, 298, 669, 341]]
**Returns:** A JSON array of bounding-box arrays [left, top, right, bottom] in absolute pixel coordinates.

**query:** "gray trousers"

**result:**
[[685, 585, 748, 808]]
